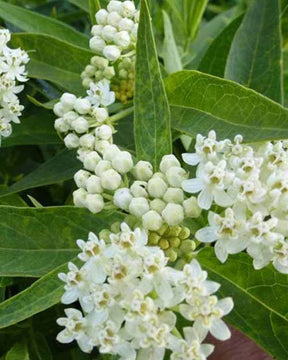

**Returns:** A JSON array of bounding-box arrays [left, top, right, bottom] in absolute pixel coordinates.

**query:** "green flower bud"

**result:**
[[179, 227, 191, 240], [148, 232, 161, 245], [169, 237, 181, 248], [165, 248, 178, 262], [158, 238, 170, 250]]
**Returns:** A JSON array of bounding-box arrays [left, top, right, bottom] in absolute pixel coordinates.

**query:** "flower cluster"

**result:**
[[81, 0, 139, 103], [57, 223, 233, 359], [0, 29, 29, 145], [183, 131, 288, 273]]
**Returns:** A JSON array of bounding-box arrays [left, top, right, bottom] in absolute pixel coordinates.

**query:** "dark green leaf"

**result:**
[[29, 332, 52, 360], [5, 341, 29, 360], [187, 7, 240, 69], [0, 186, 27, 207], [0, 1, 88, 48], [184, 0, 208, 41], [2, 111, 60, 148], [198, 248, 288, 360], [89, 0, 101, 25], [0, 150, 81, 198], [134, 0, 172, 169], [198, 15, 243, 77], [166, 70, 288, 141], [225, 0, 283, 104], [162, 10, 182, 74], [0, 205, 123, 277], [67, 0, 89, 12]]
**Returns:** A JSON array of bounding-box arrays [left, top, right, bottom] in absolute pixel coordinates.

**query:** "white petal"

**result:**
[[204, 280, 220, 295], [154, 274, 173, 302], [196, 226, 218, 243], [56, 329, 74, 344], [78, 335, 93, 353], [201, 344, 215, 357], [182, 178, 204, 193], [61, 289, 79, 304], [210, 319, 231, 341], [215, 241, 228, 263], [179, 304, 193, 321], [198, 188, 213, 210], [217, 297, 234, 315], [227, 238, 248, 254], [273, 259, 288, 274], [214, 189, 234, 207], [183, 327, 197, 343], [182, 153, 200, 166]]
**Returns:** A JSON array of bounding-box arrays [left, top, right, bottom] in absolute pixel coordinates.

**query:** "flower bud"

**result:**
[[74, 170, 90, 188], [86, 175, 103, 194], [101, 169, 122, 190], [103, 144, 121, 161], [166, 166, 187, 187], [79, 134, 95, 149], [74, 98, 91, 115], [103, 66, 116, 79], [163, 188, 184, 204], [95, 9, 108, 25], [131, 24, 138, 41], [95, 140, 111, 154], [118, 18, 134, 31], [112, 151, 133, 174], [92, 107, 109, 123], [107, 11, 122, 27], [150, 199, 166, 213], [129, 197, 150, 217], [71, 117, 89, 134], [95, 160, 112, 176], [63, 111, 78, 125], [114, 31, 131, 48], [84, 65, 96, 77], [95, 125, 112, 140], [53, 102, 65, 117], [152, 172, 166, 180], [147, 177, 168, 198], [83, 151, 101, 171], [86, 194, 104, 214], [183, 196, 201, 218], [160, 154, 181, 173], [162, 203, 184, 226], [107, 0, 123, 13], [90, 36, 106, 53], [91, 24, 103, 36], [142, 210, 163, 231], [101, 25, 118, 42], [54, 118, 70, 133], [73, 188, 87, 207], [122, 1, 136, 17], [130, 181, 148, 198], [91, 56, 109, 68], [113, 188, 133, 210], [60, 93, 77, 110], [64, 133, 79, 149], [133, 161, 153, 181], [103, 45, 121, 61]]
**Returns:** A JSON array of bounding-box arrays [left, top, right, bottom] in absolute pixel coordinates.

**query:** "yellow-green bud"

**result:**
[[167, 226, 182, 237], [99, 229, 111, 242], [148, 232, 161, 245], [110, 222, 121, 234], [159, 238, 170, 250], [179, 227, 191, 240], [169, 237, 181, 248], [165, 248, 178, 262], [175, 258, 186, 270], [180, 240, 196, 253], [157, 224, 169, 236]]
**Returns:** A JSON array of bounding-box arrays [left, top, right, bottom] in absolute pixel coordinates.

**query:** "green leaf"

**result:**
[[0, 205, 123, 278], [162, 10, 182, 74], [0, 1, 88, 48], [225, 0, 283, 104], [187, 7, 240, 69], [0, 150, 81, 198], [0, 261, 75, 329], [165, 70, 288, 141], [6, 342, 29, 360], [0, 186, 27, 207], [198, 248, 288, 360], [184, 0, 208, 42], [2, 111, 60, 148], [89, 0, 101, 25], [198, 15, 243, 77], [67, 0, 89, 12], [134, 0, 172, 169], [29, 332, 52, 360], [11, 33, 93, 94]]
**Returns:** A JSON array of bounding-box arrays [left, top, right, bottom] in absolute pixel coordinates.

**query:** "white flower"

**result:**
[[182, 160, 234, 210], [142, 210, 163, 231], [60, 93, 77, 110], [162, 203, 184, 226], [101, 169, 122, 190], [112, 151, 133, 174], [86, 175, 103, 194], [133, 160, 153, 181], [129, 197, 150, 217], [160, 154, 181, 173], [147, 177, 168, 198], [114, 187, 133, 210], [87, 79, 115, 107], [103, 45, 121, 61], [74, 98, 91, 114], [130, 181, 148, 198], [95, 124, 113, 140], [71, 117, 89, 134], [64, 133, 80, 149], [86, 194, 105, 213]]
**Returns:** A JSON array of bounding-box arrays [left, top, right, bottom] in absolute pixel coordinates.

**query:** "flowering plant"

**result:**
[[0, 0, 288, 359]]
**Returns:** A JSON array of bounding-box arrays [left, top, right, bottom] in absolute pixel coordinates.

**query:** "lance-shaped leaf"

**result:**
[[0, 206, 123, 277], [67, 0, 89, 12], [134, 0, 172, 169], [89, 0, 101, 25], [165, 71, 288, 141], [0, 150, 81, 198], [225, 0, 283, 104], [198, 15, 243, 77], [198, 248, 288, 360], [5, 341, 30, 360], [0, 1, 88, 48]]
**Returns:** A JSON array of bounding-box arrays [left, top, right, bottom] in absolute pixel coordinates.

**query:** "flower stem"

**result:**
[[108, 107, 134, 123]]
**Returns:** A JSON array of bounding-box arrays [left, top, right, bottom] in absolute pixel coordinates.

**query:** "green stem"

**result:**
[[108, 107, 134, 123], [172, 327, 183, 339]]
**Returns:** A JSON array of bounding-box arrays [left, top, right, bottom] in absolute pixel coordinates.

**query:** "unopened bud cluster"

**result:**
[[81, 0, 138, 103], [183, 131, 288, 274], [148, 224, 196, 262], [57, 224, 233, 359], [0, 29, 29, 145]]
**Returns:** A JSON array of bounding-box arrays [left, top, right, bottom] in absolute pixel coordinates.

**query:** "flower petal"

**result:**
[[196, 226, 218, 243], [210, 319, 231, 341]]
